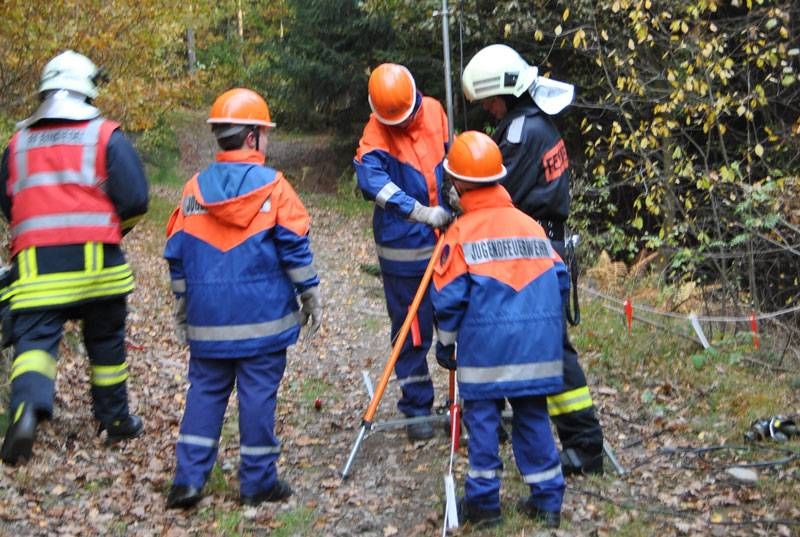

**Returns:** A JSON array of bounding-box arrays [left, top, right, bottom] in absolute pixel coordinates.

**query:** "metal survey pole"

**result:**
[[441, 0, 455, 141]]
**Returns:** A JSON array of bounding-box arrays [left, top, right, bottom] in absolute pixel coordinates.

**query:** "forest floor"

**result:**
[[0, 119, 798, 537]]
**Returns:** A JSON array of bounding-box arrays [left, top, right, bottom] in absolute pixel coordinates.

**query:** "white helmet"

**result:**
[[462, 44, 574, 115], [39, 50, 101, 99], [462, 44, 538, 102]]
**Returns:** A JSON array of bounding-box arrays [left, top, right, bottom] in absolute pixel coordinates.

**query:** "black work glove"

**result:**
[[435, 342, 457, 370]]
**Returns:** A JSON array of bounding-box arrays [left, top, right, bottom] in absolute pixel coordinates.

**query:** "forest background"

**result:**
[[3, 0, 798, 329], [0, 1, 798, 536]]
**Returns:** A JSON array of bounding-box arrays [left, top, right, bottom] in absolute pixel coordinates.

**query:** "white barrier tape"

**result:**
[[580, 285, 800, 323], [689, 313, 711, 349], [361, 370, 375, 399]]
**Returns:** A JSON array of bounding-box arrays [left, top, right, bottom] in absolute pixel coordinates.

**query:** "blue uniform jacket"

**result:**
[[431, 185, 568, 400], [164, 149, 319, 358], [354, 94, 449, 276]]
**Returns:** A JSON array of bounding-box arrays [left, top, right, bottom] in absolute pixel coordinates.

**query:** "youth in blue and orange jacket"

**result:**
[[353, 64, 450, 440], [353, 65, 450, 436], [432, 183, 567, 519], [164, 91, 319, 506], [431, 130, 568, 523]]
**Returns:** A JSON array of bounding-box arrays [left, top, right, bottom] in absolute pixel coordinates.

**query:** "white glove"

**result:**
[[174, 296, 188, 345], [299, 286, 322, 340], [409, 202, 452, 229], [447, 185, 463, 215]]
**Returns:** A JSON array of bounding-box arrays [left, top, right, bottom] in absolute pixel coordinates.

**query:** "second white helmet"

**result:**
[[461, 44, 538, 102], [39, 50, 101, 99]]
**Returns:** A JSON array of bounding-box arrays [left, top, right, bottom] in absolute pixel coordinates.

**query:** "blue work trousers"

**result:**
[[463, 396, 564, 513], [173, 350, 286, 497], [382, 273, 434, 417]]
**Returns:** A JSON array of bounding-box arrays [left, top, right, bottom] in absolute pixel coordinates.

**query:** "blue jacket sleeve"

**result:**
[[274, 225, 319, 293], [431, 273, 470, 343], [163, 231, 186, 297], [105, 130, 149, 234], [354, 150, 418, 218], [272, 184, 319, 293]]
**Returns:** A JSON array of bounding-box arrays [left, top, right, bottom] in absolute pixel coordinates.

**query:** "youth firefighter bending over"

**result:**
[[462, 44, 605, 476], [432, 132, 566, 529], [164, 88, 321, 509], [354, 63, 452, 441], [0, 50, 149, 465]]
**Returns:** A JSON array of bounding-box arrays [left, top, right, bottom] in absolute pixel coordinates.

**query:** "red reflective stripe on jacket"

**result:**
[[356, 96, 448, 208], [7, 119, 122, 255]]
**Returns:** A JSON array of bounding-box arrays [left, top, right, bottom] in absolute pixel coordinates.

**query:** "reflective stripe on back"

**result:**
[[458, 360, 562, 384], [12, 212, 112, 237], [188, 311, 297, 341], [14, 119, 103, 195]]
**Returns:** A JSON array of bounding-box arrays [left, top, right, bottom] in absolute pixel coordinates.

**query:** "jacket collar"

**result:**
[[215, 149, 266, 164], [459, 184, 515, 212]]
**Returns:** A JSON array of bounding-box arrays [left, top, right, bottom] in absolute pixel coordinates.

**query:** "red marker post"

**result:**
[[749, 312, 760, 351], [624, 298, 633, 336]]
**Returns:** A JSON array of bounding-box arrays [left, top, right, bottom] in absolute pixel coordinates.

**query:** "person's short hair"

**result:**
[[212, 124, 253, 150]]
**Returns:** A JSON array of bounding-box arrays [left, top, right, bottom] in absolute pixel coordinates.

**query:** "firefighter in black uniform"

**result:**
[[0, 50, 148, 465], [461, 44, 604, 475]]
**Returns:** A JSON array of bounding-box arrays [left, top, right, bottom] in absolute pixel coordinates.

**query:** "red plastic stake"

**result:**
[[749, 311, 760, 351], [624, 298, 633, 336]]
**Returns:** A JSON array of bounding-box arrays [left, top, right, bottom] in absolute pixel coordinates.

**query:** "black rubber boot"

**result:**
[[456, 497, 502, 528], [101, 415, 144, 443], [560, 447, 603, 476], [517, 497, 561, 528], [406, 421, 434, 441], [1, 403, 38, 465], [166, 484, 203, 509], [240, 479, 293, 506]]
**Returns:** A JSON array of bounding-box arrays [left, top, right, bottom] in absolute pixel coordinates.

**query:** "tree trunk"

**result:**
[[186, 28, 197, 74]]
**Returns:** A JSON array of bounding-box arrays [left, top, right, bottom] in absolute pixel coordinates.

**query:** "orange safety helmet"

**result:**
[[443, 131, 507, 183], [207, 88, 276, 128], [368, 63, 417, 125]]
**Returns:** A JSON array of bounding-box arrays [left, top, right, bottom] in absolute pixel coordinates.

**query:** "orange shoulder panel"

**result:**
[[457, 208, 555, 291], [355, 118, 389, 162], [273, 173, 311, 236]]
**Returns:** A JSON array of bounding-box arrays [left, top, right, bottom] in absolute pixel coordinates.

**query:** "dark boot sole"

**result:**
[[1, 408, 38, 465], [1, 435, 34, 465], [106, 426, 144, 445]]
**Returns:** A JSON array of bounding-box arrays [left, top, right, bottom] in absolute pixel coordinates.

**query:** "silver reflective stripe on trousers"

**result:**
[[177, 434, 219, 448], [458, 360, 562, 385], [437, 328, 457, 346], [375, 182, 401, 208], [13, 118, 104, 195], [468, 468, 500, 480], [188, 311, 297, 341], [287, 264, 318, 284], [375, 244, 434, 262], [240, 445, 281, 456], [12, 212, 113, 237], [399, 374, 431, 387], [171, 279, 186, 293], [522, 464, 562, 484]]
